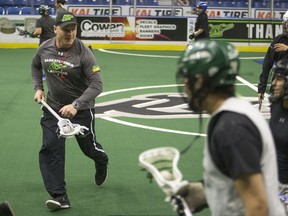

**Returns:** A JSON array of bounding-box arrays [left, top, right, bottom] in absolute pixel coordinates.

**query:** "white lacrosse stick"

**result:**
[[139, 147, 192, 216], [41, 100, 88, 138]]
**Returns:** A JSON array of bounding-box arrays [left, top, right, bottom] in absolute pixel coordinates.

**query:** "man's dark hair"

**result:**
[[57, 0, 66, 5]]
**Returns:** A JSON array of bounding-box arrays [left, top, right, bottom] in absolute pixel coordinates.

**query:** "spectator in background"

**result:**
[[176, 0, 190, 6], [258, 10, 288, 104], [55, 0, 67, 14], [189, 1, 209, 41], [30, 5, 55, 45]]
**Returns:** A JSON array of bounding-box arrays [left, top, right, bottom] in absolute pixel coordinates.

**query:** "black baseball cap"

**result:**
[[56, 11, 77, 28]]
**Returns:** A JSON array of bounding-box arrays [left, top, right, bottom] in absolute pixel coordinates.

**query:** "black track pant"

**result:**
[[39, 107, 108, 198]]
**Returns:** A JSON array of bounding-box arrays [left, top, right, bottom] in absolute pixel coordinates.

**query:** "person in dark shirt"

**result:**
[[189, 1, 209, 41], [31, 11, 109, 210], [55, 0, 67, 14], [258, 11, 288, 105], [172, 40, 285, 216], [268, 58, 288, 211], [30, 5, 55, 45]]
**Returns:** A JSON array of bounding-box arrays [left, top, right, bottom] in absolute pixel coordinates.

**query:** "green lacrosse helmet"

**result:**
[[177, 40, 240, 90]]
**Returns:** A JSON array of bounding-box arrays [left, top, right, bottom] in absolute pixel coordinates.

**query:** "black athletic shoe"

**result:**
[[95, 163, 108, 186], [46, 194, 71, 210], [0, 201, 15, 216]]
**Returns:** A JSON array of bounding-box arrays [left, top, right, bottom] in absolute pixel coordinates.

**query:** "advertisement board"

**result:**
[[76, 16, 187, 41], [66, 5, 288, 19], [0, 7, 284, 47], [209, 19, 282, 43]]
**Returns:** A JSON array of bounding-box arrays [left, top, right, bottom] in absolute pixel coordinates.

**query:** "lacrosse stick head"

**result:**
[[57, 118, 88, 138], [139, 147, 192, 216], [139, 147, 184, 195], [16, 27, 29, 36]]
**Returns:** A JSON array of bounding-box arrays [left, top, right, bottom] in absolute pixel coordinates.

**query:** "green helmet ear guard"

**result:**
[[177, 40, 239, 91]]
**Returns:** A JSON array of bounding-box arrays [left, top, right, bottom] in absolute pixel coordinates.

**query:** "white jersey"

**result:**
[[203, 97, 286, 216]]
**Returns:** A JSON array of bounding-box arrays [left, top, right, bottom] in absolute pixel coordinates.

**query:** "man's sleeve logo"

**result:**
[[92, 65, 100, 73]]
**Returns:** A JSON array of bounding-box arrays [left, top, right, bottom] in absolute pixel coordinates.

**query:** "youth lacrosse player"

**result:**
[[268, 59, 288, 211], [31, 11, 109, 210], [258, 10, 288, 106], [30, 5, 55, 45], [189, 1, 209, 41], [174, 40, 286, 215]]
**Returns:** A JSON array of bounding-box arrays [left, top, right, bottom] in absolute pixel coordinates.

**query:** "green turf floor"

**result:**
[[0, 48, 265, 216]]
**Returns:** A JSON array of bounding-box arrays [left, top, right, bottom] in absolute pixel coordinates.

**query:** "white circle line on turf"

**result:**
[[98, 83, 256, 98], [96, 49, 263, 135], [98, 84, 179, 97], [97, 84, 206, 136], [98, 48, 179, 58], [100, 116, 207, 136], [98, 49, 264, 60]]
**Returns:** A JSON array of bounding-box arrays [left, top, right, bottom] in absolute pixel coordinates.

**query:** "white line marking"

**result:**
[[133, 99, 170, 108], [98, 49, 264, 60], [100, 116, 207, 136], [236, 76, 258, 92], [236, 76, 270, 97], [98, 49, 179, 58], [98, 84, 180, 97], [98, 83, 256, 98]]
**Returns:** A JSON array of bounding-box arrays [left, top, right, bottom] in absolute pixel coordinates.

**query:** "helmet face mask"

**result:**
[[39, 5, 50, 15], [176, 40, 239, 112], [176, 71, 203, 112]]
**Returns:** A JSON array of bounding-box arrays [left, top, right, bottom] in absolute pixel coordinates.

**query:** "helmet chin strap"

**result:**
[[187, 77, 209, 113]]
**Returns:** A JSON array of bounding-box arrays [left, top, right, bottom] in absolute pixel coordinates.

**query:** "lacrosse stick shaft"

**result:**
[[41, 100, 62, 121], [178, 197, 193, 216], [259, 98, 262, 111]]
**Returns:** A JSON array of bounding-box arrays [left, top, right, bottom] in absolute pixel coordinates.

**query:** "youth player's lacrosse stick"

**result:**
[[41, 100, 88, 138], [16, 27, 37, 38], [259, 96, 263, 111], [16, 27, 29, 37], [139, 147, 192, 216]]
